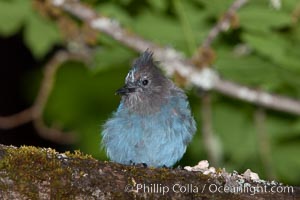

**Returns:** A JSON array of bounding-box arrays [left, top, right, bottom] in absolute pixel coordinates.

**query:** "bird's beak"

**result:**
[[115, 85, 136, 95]]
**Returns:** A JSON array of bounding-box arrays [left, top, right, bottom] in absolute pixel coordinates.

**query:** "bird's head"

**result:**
[[116, 50, 170, 113]]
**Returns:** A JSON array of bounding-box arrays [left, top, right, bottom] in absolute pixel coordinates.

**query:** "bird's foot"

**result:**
[[176, 165, 183, 170], [162, 165, 172, 169], [129, 160, 148, 168]]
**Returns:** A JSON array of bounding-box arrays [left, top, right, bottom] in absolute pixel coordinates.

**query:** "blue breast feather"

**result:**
[[102, 95, 196, 167]]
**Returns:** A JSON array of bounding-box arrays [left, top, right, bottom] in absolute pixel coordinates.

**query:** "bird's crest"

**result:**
[[133, 50, 154, 70], [126, 50, 156, 83]]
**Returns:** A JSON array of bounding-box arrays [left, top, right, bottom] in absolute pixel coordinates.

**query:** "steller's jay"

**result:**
[[102, 50, 196, 167]]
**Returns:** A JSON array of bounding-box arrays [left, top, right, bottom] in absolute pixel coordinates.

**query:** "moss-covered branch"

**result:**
[[0, 144, 298, 199]]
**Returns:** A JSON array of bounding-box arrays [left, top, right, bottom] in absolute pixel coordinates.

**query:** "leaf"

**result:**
[[24, 12, 61, 58], [177, 1, 211, 51], [90, 34, 136, 72], [273, 143, 300, 184], [118, 0, 133, 6], [281, 0, 300, 12], [238, 5, 291, 32], [243, 32, 285, 60], [195, 0, 233, 17], [215, 47, 281, 90], [257, 109, 300, 184], [265, 115, 299, 139], [43, 62, 127, 158], [91, 43, 135, 73], [132, 11, 186, 50], [0, 0, 30, 35], [242, 32, 300, 71], [147, 0, 168, 12], [212, 97, 300, 182], [212, 99, 258, 165], [95, 3, 132, 26]]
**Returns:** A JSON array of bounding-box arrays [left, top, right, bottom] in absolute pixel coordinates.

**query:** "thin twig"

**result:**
[[192, 0, 248, 67], [201, 94, 221, 166], [31, 50, 81, 144], [254, 107, 275, 180], [32, 51, 69, 119], [33, 118, 75, 144], [202, 0, 249, 49], [0, 50, 84, 144], [197, 0, 248, 163], [0, 108, 34, 129], [49, 0, 300, 116]]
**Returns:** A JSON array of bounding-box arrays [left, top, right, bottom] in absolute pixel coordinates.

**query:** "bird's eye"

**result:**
[[142, 79, 149, 86]]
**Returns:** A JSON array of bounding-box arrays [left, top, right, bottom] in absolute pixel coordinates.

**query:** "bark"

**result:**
[[0, 144, 298, 199]]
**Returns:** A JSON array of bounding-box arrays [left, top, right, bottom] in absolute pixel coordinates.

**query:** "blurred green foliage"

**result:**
[[1, 0, 300, 185]]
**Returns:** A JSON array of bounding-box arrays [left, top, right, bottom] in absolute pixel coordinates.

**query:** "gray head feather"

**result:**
[[118, 50, 183, 114], [133, 50, 154, 67]]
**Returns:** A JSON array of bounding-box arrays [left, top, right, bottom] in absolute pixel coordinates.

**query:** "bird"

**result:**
[[101, 50, 196, 167]]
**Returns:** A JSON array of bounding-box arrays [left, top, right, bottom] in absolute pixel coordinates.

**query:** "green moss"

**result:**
[[0, 146, 59, 197], [64, 150, 94, 160], [0, 146, 97, 198]]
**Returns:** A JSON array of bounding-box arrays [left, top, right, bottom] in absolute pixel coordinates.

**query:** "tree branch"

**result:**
[[50, 0, 300, 116], [214, 80, 300, 115], [0, 51, 82, 144], [0, 144, 298, 199]]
